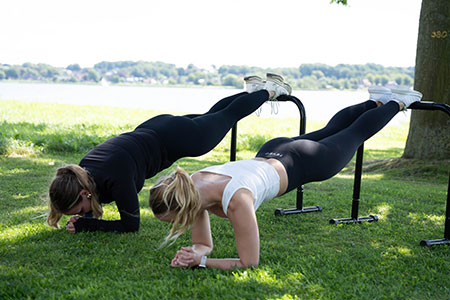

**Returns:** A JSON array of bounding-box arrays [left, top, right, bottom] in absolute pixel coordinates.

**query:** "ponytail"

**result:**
[[149, 167, 201, 246], [47, 164, 102, 228]]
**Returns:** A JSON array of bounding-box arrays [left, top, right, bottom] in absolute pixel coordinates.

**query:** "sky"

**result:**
[[0, 0, 422, 69]]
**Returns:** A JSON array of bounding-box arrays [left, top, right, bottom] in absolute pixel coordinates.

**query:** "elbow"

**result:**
[[193, 243, 213, 256], [207, 241, 214, 254], [241, 258, 259, 269], [124, 222, 140, 233]]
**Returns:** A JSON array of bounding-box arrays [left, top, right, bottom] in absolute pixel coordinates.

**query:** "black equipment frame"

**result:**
[[329, 101, 450, 247]]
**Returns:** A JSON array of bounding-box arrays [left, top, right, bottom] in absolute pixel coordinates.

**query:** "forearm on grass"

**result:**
[[203, 257, 257, 270]]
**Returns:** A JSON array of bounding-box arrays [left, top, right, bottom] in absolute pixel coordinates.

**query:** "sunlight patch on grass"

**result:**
[[9, 205, 47, 216], [3, 139, 40, 157], [99, 206, 121, 220], [140, 208, 154, 217], [232, 269, 280, 287], [268, 294, 300, 300], [373, 204, 392, 220], [334, 174, 355, 179], [284, 272, 306, 283], [0, 223, 46, 242], [363, 173, 385, 180], [99, 205, 154, 219], [396, 246, 412, 257], [407, 212, 444, 225], [381, 245, 413, 259], [11, 193, 31, 200], [3, 168, 29, 176], [370, 240, 382, 248], [336, 173, 386, 180]]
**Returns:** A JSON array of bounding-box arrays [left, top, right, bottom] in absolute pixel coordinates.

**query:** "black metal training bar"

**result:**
[[330, 101, 450, 247], [328, 143, 379, 225], [229, 94, 322, 216]]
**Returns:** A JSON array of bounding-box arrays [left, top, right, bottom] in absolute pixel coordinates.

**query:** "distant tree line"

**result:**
[[0, 61, 414, 90]]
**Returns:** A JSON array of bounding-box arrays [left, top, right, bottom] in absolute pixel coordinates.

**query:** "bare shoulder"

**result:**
[[227, 189, 254, 214]]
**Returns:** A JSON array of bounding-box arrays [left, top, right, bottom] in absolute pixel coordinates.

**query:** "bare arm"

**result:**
[[191, 209, 213, 254], [171, 209, 213, 267], [175, 190, 260, 270]]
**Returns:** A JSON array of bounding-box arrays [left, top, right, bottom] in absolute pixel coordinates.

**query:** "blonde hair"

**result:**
[[149, 166, 202, 246], [47, 164, 102, 228]]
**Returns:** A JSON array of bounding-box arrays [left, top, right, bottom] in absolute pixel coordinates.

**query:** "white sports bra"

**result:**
[[193, 159, 280, 216]]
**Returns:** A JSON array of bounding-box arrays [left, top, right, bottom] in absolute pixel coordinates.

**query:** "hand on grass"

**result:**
[[171, 247, 201, 268], [65, 216, 80, 233], [171, 254, 184, 268], [171, 251, 189, 268]]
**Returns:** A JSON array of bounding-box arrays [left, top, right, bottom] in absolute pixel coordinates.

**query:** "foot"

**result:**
[[264, 73, 292, 100], [244, 75, 265, 93], [368, 86, 392, 104], [391, 87, 422, 110]]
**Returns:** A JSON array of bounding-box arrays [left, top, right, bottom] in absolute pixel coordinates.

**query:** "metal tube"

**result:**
[[351, 144, 364, 219], [230, 124, 237, 161], [444, 173, 450, 239]]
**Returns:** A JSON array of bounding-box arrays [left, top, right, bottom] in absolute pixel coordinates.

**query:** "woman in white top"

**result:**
[[149, 82, 422, 270]]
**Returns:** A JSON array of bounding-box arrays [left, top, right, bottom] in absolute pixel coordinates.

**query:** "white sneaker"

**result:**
[[368, 86, 392, 104], [244, 75, 265, 93], [391, 87, 422, 110], [263, 73, 292, 114], [264, 73, 292, 99]]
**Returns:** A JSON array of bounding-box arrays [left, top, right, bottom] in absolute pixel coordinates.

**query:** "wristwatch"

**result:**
[[198, 255, 207, 268]]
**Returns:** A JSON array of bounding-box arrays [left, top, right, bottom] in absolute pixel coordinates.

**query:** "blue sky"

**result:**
[[0, 0, 422, 69]]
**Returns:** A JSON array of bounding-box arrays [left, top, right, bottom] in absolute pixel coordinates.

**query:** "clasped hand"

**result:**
[[171, 247, 201, 268], [65, 216, 80, 233]]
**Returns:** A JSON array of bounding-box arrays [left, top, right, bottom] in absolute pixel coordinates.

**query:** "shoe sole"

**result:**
[[266, 73, 284, 82], [391, 88, 422, 98], [266, 73, 292, 95], [391, 88, 423, 104], [368, 86, 391, 93], [281, 82, 292, 95], [244, 75, 263, 82], [368, 86, 392, 102]]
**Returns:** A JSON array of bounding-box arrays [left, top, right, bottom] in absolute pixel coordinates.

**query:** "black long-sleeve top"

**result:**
[[74, 128, 171, 233]]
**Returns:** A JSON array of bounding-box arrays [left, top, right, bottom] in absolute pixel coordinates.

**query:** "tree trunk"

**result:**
[[403, 0, 450, 159]]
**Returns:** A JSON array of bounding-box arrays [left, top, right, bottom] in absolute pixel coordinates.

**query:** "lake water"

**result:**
[[0, 82, 410, 123]]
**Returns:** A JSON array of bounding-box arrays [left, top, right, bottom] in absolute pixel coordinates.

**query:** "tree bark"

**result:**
[[403, 0, 450, 159]]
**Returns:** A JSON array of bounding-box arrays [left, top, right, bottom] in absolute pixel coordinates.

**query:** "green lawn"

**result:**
[[0, 100, 449, 300]]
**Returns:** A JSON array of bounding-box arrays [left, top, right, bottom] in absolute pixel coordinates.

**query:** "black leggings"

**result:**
[[256, 100, 400, 192], [136, 90, 269, 161]]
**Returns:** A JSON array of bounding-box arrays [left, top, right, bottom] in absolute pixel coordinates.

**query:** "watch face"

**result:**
[[198, 255, 207, 268]]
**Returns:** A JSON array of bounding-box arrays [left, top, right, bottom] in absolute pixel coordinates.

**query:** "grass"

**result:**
[[0, 99, 449, 300]]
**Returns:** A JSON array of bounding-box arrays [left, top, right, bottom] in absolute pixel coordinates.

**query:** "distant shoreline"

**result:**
[[0, 61, 414, 91]]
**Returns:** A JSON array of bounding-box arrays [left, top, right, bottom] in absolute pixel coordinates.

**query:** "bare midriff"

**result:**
[[253, 157, 288, 196]]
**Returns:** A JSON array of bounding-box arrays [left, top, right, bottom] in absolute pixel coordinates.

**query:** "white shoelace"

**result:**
[[270, 100, 279, 114]]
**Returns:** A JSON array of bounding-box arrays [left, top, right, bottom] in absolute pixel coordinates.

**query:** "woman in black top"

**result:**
[[47, 74, 292, 233]]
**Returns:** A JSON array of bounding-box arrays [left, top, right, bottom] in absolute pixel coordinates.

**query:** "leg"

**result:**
[[202, 92, 248, 114], [293, 100, 377, 141], [182, 92, 249, 119], [146, 90, 270, 161], [182, 114, 202, 119], [267, 101, 400, 192], [300, 101, 400, 184]]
